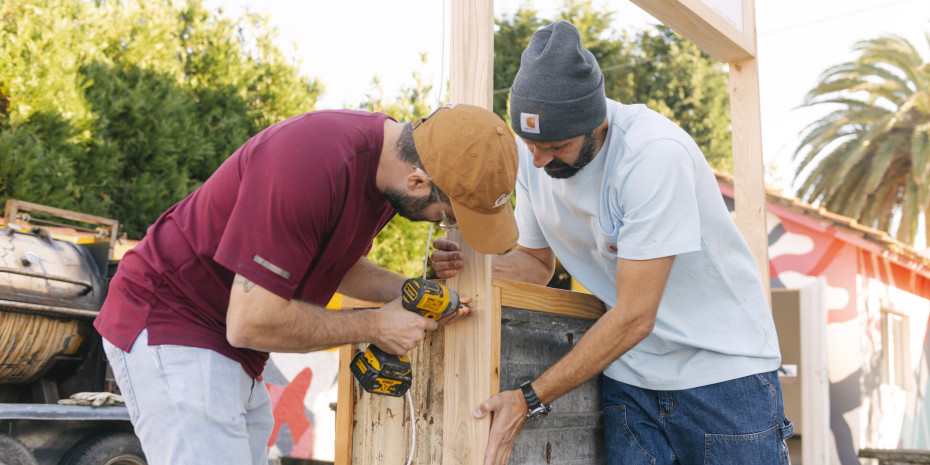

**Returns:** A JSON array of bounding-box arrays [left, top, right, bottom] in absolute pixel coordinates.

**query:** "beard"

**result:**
[[384, 188, 434, 222], [543, 132, 598, 179]]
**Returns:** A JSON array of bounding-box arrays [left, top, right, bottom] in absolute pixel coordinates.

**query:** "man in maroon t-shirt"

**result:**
[[94, 103, 518, 464]]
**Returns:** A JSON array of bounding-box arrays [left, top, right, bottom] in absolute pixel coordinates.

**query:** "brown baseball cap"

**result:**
[[412, 103, 519, 254]]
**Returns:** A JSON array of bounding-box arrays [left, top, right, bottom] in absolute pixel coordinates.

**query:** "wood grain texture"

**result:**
[[349, 340, 409, 464], [442, 233, 495, 465], [500, 307, 605, 464], [628, 0, 756, 62], [729, 57, 771, 300], [494, 278, 605, 320], [443, 0, 496, 463], [408, 329, 446, 464], [334, 345, 355, 465], [449, 0, 493, 109]]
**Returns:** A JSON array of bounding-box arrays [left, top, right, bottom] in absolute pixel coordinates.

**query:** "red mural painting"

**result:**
[[266, 367, 315, 458]]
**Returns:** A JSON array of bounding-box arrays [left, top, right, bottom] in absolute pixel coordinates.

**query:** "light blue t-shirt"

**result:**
[[514, 99, 781, 390]]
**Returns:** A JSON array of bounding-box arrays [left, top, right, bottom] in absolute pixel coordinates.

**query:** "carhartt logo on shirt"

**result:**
[[520, 113, 540, 134], [253, 255, 291, 280]]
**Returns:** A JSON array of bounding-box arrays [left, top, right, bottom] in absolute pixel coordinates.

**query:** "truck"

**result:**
[[0, 199, 341, 465], [0, 199, 146, 465]]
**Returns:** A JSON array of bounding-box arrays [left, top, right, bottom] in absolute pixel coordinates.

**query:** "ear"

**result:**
[[405, 169, 433, 196]]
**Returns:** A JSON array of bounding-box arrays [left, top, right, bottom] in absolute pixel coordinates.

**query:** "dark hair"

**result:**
[[396, 123, 420, 165], [397, 122, 449, 202]]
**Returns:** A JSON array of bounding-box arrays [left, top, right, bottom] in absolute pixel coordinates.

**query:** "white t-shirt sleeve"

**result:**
[[613, 138, 702, 260], [514, 145, 549, 250]]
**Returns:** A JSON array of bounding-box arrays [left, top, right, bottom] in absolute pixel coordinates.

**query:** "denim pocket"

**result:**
[[103, 341, 140, 423], [604, 405, 656, 464], [704, 423, 781, 465]]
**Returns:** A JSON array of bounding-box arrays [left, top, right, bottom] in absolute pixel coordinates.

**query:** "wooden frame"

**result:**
[[3, 199, 121, 257], [334, 279, 605, 464], [337, 0, 768, 463]]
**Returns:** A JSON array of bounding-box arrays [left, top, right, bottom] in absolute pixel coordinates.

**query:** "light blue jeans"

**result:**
[[102, 329, 274, 465], [603, 370, 793, 465]]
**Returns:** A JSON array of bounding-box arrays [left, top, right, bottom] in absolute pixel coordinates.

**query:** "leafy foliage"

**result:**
[[793, 34, 930, 245], [0, 0, 322, 237], [493, 0, 732, 171], [358, 57, 443, 278]]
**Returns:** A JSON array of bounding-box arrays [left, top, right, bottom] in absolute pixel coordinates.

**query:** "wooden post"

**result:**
[[444, 1, 497, 464], [730, 56, 770, 297]]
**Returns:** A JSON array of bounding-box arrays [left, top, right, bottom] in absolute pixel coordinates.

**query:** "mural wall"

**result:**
[[722, 180, 930, 463]]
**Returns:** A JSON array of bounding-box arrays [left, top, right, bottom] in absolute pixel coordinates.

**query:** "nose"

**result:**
[[527, 145, 552, 168]]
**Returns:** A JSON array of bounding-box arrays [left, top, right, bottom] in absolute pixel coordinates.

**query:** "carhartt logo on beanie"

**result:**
[[509, 21, 606, 142]]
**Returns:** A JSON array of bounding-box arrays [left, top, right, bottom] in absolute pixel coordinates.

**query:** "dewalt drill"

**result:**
[[350, 278, 464, 397]]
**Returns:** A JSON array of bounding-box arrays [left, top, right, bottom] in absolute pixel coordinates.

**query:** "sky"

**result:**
[[207, 0, 930, 194]]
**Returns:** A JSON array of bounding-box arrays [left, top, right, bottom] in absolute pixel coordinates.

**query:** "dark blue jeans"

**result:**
[[603, 370, 792, 465]]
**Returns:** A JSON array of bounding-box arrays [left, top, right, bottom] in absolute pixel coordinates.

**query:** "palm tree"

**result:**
[[793, 33, 930, 245]]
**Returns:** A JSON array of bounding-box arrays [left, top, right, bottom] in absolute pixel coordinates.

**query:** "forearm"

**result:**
[[337, 257, 406, 302], [228, 292, 384, 353], [530, 256, 672, 404], [492, 247, 554, 285], [530, 304, 653, 403]]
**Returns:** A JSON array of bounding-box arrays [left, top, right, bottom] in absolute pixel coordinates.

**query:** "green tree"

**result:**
[[494, 6, 545, 118], [619, 26, 731, 171], [0, 0, 322, 237], [492, 0, 731, 171], [793, 34, 930, 245], [357, 57, 442, 278]]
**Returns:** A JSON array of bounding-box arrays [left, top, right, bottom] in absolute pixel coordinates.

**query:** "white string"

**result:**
[[406, 390, 416, 465], [423, 223, 434, 279]]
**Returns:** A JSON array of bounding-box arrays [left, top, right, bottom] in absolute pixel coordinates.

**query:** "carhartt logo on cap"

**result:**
[[521, 113, 540, 134], [493, 193, 510, 208]]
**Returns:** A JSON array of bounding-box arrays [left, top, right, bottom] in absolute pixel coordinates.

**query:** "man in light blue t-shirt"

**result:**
[[432, 21, 792, 465]]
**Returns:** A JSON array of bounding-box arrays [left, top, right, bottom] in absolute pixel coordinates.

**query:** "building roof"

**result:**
[[714, 171, 930, 276]]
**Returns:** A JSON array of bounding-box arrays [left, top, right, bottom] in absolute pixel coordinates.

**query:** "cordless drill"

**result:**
[[350, 278, 464, 397]]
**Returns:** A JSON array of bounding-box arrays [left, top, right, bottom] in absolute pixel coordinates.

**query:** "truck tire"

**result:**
[[60, 431, 146, 465], [0, 433, 38, 465]]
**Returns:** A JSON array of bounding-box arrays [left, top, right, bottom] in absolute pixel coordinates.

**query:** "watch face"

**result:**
[[527, 406, 549, 420]]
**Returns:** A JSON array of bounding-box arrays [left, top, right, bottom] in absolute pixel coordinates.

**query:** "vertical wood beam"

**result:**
[[335, 345, 354, 465], [444, 0, 497, 464], [729, 59, 770, 299]]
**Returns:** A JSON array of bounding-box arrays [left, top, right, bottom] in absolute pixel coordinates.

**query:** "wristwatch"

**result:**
[[520, 380, 551, 420]]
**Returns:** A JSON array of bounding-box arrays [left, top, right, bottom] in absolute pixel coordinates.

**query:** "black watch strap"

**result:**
[[520, 380, 551, 420]]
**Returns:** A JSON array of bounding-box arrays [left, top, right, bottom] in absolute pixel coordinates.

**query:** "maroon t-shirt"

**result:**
[[95, 110, 396, 378]]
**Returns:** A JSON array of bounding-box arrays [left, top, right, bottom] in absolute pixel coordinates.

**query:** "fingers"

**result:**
[[376, 299, 439, 354], [475, 391, 526, 465], [474, 395, 499, 419], [431, 238, 464, 279], [432, 237, 461, 251], [437, 305, 474, 326]]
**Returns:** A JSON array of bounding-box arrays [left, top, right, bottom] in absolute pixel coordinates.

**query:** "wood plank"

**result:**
[[500, 307, 604, 464], [408, 329, 446, 463], [628, 0, 755, 62], [858, 448, 930, 463], [442, 0, 496, 464], [349, 341, 409, 464], [495, 278, 605, 319], [448, 0, 493, 109], [729, 57, 770, 300], [442, 234, 494, 465], [334, 345, 355, 465]]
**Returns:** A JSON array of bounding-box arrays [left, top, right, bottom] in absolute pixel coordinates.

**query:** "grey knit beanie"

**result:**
[[509, 21, 606, 142]]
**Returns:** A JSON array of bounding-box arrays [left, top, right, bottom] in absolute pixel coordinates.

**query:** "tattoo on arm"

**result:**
[[234, 278, 256, 293]]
